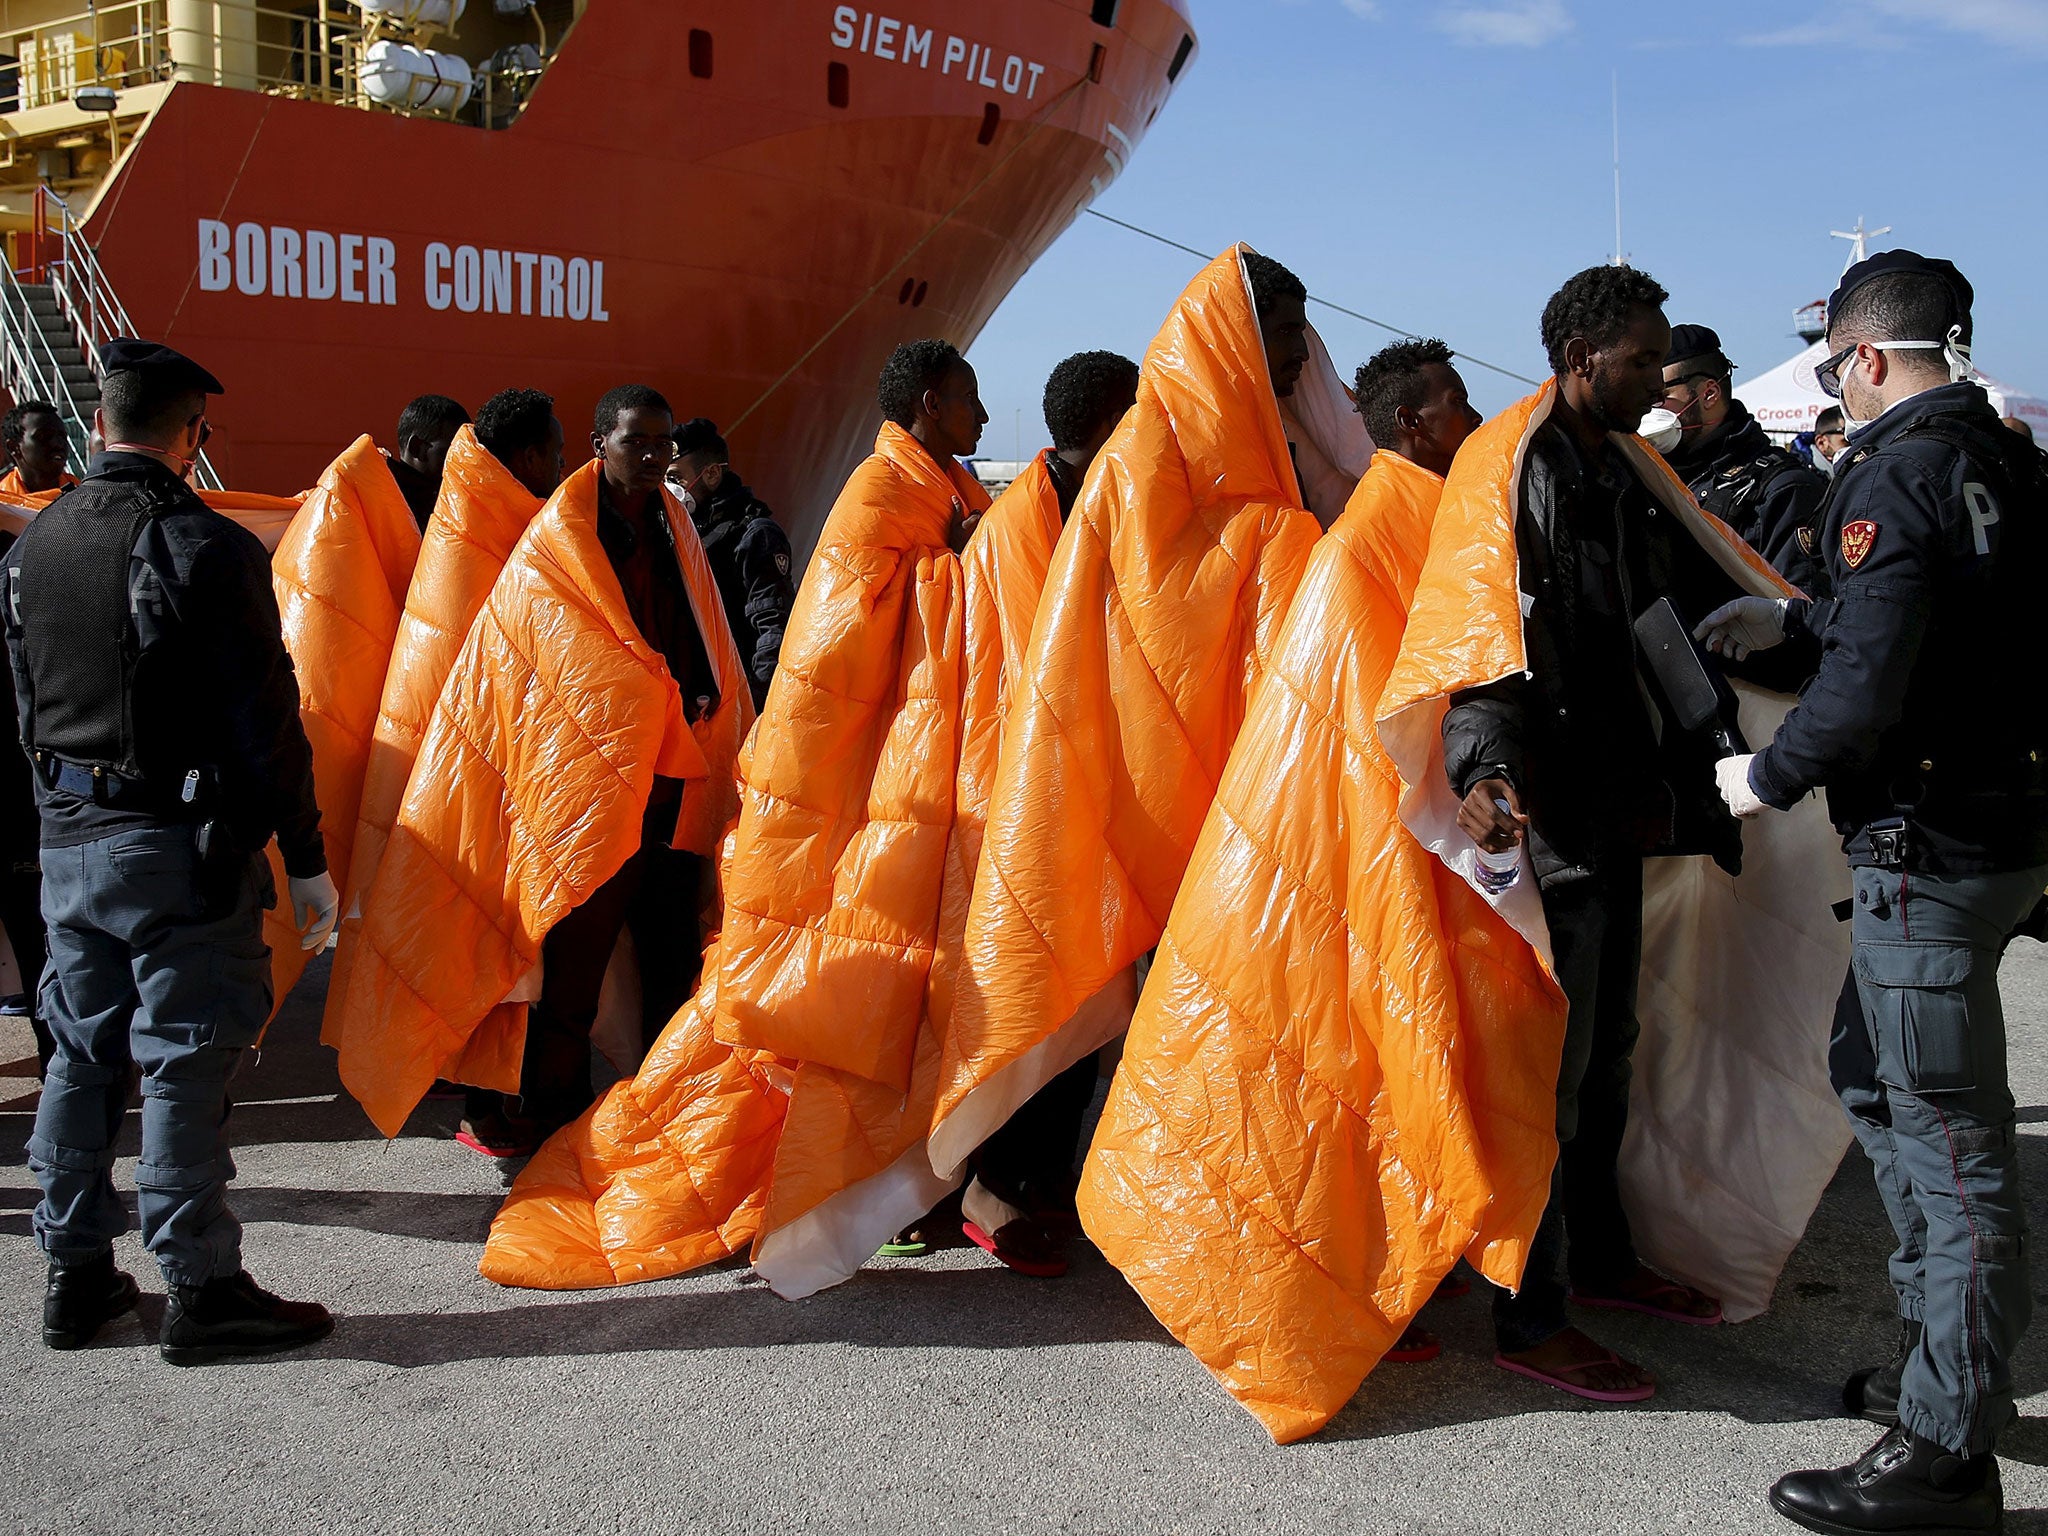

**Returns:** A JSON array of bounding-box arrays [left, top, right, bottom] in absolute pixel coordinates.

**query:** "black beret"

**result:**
[[97, 338, 225, 395], [1828, 250, 1974, 345], [1665, 323, 1728, 371], [671, 417, 727, 460]]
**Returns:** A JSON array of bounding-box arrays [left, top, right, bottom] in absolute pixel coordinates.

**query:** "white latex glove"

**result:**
[[1715, 754, 1768, 819], [1693, 596, 1789, 662], [289, 870, 340, 952]]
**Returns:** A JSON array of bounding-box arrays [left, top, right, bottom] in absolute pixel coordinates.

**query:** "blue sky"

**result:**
[[967, 0, 2048, 457]]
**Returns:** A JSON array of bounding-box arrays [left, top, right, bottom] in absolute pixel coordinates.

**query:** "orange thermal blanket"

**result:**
[[925, 244, 1366, 1183], [324, 428, 541, 1059], [0, 473, 71, 504], [483, 425, 1009, 1295], [331, 461, 749, 1137], [1085, 390, 1851, 1440], [263, 437, 421, 1005], [1077, 448, 1566, 1442]]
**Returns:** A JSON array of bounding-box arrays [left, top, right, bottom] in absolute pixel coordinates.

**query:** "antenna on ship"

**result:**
[[1830, 217, 1891, 274], [1609, 72, 1625, 267]]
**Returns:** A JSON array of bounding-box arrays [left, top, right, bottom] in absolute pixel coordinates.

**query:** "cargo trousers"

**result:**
[[1831, 861, 2048, 1456], [27, 824, 273, 1287]]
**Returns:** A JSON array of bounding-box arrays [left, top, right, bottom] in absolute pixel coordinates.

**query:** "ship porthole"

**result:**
[[897, 279, 915, 305], [977, 103, 1000, 146], [827, 61, 850, 109], [912, 281, 929, 308]]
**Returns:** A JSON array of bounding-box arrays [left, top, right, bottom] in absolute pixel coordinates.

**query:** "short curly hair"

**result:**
[[1042, 350, 1140, 452], [473, 388, 556, 463], [1354, 338, 1454, 448], [1, 400, 58, 453], [1539, 265, 1669, 375], [877, 339, 963, 429], [594, 384, 670, 436], [1242, 250, 1307, 321]]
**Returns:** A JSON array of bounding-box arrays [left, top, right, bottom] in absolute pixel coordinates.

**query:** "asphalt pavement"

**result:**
[[9, 946, 2048, 1535]]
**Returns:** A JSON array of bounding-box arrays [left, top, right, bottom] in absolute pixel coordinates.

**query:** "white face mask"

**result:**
[[1811, 441, 1837, 479], [1834, 325, 1976, 436], [1836, 354, 1871, 436], [1638, 407, 1684, 454]]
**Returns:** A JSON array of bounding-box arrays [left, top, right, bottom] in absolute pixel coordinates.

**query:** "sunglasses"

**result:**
[[1815, 339, 1945, 399]]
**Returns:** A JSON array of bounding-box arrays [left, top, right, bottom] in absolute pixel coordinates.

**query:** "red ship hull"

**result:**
[[83, 0, 1193, 552]]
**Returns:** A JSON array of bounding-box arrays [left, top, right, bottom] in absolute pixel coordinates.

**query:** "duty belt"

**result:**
[[35, 754, 179, 812]]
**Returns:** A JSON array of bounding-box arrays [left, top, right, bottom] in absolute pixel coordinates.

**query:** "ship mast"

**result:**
[[1609, 72, 1624, 267], [1829, 217, 1891, 274]]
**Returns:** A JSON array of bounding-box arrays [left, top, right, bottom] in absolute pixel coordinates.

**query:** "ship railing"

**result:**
[[26, 185, 224, 490], [0, 259, 99, 477], [0, 0, 548, 125], [0, 0, 370, 111]]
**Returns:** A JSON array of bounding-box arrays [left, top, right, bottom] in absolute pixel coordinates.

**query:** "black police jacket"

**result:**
[[1664, 399, 1830, 597], [690, 477, 794, 711], [1442, 420, 1770, 886], [0, 453, 326, 876], [1752, 383, 2048, 875]]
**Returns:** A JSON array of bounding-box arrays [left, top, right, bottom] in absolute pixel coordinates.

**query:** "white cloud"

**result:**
[[1341, 0, 1381, 16], [1873, 0, 2048, 49], [1433, 0, 1573, 48], [1743, 0, 2048, 52], [1739, 18, 1905, 48]]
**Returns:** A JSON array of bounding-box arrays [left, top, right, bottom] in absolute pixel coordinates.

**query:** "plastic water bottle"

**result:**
[[1475, 799, 1523, 895]]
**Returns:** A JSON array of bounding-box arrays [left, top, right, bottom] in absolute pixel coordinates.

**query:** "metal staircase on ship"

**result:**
[[0, 187, 222, 490]]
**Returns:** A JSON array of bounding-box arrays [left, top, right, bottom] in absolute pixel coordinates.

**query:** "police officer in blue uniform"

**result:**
[[4, 340, 340, 1363], [670, 417, 794, 711], [1698, 253, 2048, 1534], [1657, 323, 1830, 595]]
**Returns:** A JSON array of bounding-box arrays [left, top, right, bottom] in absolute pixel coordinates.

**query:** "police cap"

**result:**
[[96, 338, 225, 396], [1828, 250, 1974, 345], [1665, 324, 1730, 373]]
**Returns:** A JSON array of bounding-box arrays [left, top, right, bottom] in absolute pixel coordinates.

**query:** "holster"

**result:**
[[194, 818, 254, 919]]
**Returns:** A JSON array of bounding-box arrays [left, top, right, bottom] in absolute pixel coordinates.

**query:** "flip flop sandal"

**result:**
[[1493, 1349, 1656, 1404], [876, 1235, 930, 1259], [1571, 1277, 1723, 1327], [455, 1123, 539, 1158], [963, 1219, 1068, 1279], [1434, 1271, 1472, 1301], [1385, 1324, 1441, 1364]]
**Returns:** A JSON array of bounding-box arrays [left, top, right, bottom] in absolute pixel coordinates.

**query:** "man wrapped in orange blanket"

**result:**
[[485, 340, 996, 1294], [264, 435, 423, 1008], [1084, 275, 1849, 1441], [324, 395, 566, 1100], [0, 401, 75, 500], [332, 387, 750, 1143], [925, 247, 1369, 1266]]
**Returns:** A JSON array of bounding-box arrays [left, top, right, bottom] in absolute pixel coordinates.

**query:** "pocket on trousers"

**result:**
[[106, 829, 202, 918], [1854, 940, 1979, 1094], [106, 828, 199, 876]]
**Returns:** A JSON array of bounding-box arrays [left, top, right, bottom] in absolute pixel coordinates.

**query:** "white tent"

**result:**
[[1737, 339, 2048, 442]]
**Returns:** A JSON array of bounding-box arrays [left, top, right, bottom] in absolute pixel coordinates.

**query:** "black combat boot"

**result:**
[[1769, 1423, 2003, 1534], [43, 1252, 141, 1349], [159, 1271, 333, 1365], [1843, 1317, 1921, 1425]]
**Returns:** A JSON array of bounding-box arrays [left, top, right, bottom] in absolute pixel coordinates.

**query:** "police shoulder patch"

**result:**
[[774, 551, 790, 576], [1797, 525, 1817, 556], [1841, 519, 1879, 570]]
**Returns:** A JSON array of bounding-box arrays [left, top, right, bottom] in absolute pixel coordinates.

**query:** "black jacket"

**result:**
[[1665, 399, 1829, 597], [1752, 383, 2048, 875], [0, 454, 325, 876], [1442, 420, 1770, 886], [690, 476, 794, 710]]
